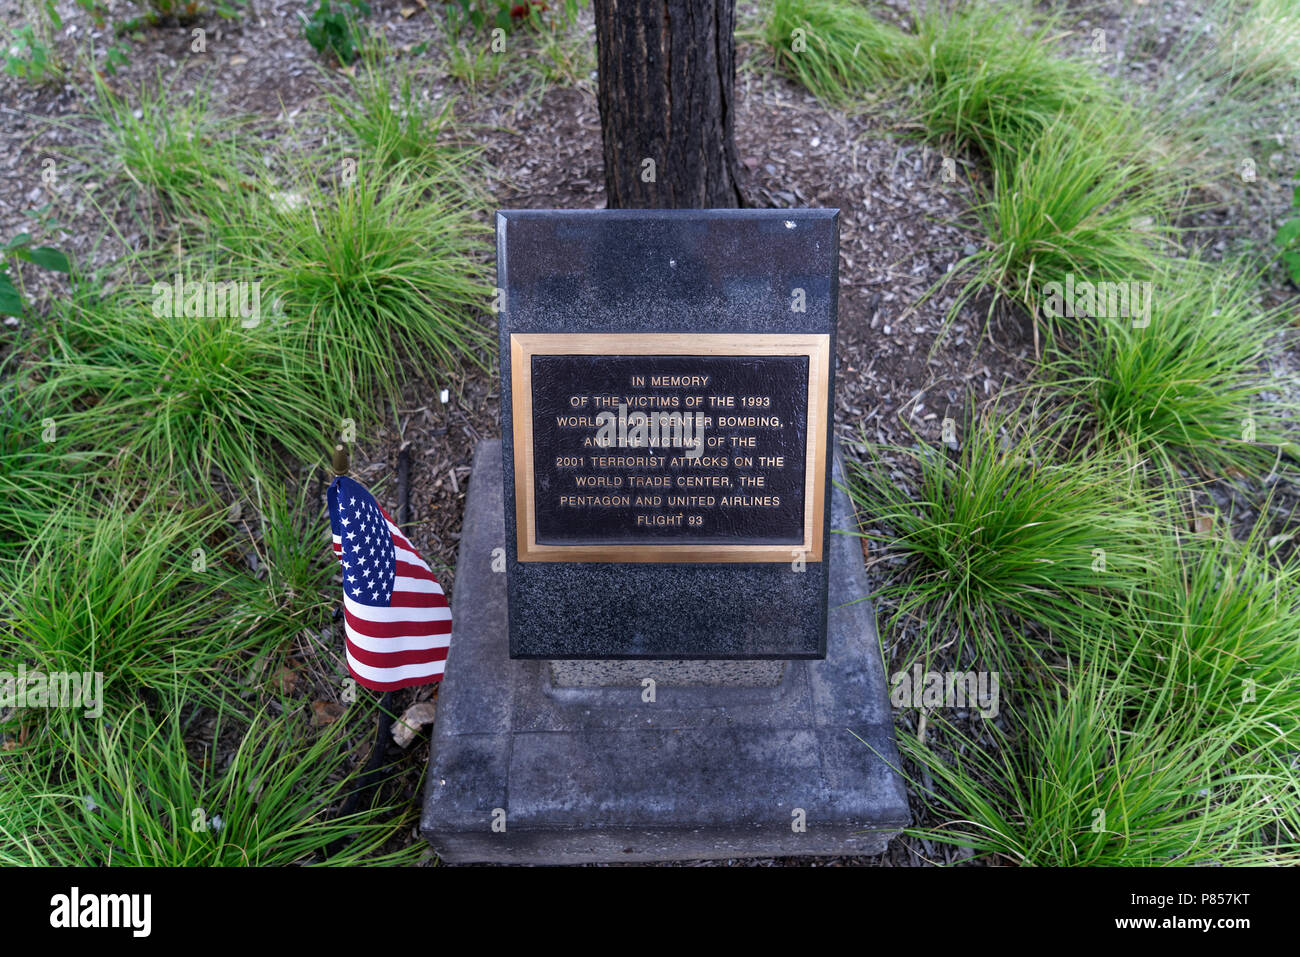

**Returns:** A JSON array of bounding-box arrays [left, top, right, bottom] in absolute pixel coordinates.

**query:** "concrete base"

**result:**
[[421, 440, 909, 864]]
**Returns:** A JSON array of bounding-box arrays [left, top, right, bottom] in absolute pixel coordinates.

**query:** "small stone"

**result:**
[[392, 701, 437, 748]]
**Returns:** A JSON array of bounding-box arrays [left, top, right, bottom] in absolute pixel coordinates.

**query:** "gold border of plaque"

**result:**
[[510, 333, 830, 563]]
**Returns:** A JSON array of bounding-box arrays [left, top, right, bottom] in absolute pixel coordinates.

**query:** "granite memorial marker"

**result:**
[[500, 208, 836, 658], [422, 209, 908, 863]]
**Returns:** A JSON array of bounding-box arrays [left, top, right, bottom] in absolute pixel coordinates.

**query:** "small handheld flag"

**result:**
[[328, 474, 451, 690]]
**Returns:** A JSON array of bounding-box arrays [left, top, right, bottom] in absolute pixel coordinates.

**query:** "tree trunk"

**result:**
[[594, 0, 745, 209]]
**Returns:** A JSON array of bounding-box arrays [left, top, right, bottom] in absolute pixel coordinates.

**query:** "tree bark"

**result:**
[[594, 0, 745, 209]]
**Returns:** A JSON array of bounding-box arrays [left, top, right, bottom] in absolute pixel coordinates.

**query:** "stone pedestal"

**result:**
[[421, 440, 908, 864]]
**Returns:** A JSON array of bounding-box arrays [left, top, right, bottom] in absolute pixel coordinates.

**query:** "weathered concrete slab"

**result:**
[[421, 439, 908, 864]]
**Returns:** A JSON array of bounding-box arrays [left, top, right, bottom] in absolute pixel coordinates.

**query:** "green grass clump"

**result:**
[[897, 637, 1298, 865], [892, 509, 1300, 865], [225, 161, 492, 406], [1052, 257, 1298, 478], [524, 7, 597, 88], [1217, 0, 1300, 86], [0, 383, 108, 565], [1, 701, 424, 866], [911, 1, 1119, 161], [226, 475, 338, 661], [26, 284, 342, 499], [0, 35, 497, 871], [844, 409, 1160, 670], [762, 0, 918, 105], [84, 72, 253, 221], [326, 46, 484, 187], [434, 0, 593, 98], [1108, 517, 1300, 754], [769, 0, 1300, 867], [439, 39, 515, 97], [959, 107, 1177, 332], [61, 79, 493, 488], [1, 493, 270, 709]]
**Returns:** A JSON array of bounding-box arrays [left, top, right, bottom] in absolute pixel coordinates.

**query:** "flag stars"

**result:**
[[332, 486, 409, 607], [330, 480, 446, 684]]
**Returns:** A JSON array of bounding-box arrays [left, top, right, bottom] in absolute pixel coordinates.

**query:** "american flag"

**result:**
[[327, 475, 451, 690]]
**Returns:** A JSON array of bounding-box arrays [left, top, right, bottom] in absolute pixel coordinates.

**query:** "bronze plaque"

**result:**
[[510, 333, 830, 562]]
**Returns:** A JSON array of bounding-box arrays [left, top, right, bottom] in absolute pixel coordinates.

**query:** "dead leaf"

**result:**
[[391, 701, 437, 748], [312, 700, 344, 726], [273, 664, 301, 695], [229, 55, 248, 66], [400, 5, 417, 17], [1193, 514, 1214, 535]]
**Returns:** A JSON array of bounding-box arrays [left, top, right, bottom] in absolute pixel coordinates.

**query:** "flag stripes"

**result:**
[[327, 475, 451, 691]]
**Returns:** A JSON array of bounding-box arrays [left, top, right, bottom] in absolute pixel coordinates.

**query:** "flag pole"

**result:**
[[330, 439, 348, 625]]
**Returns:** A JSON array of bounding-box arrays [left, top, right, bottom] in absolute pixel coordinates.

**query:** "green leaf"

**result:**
[[16, 245, 71, 273], [1277, 218, 1300, 248], [3, 232, 32, 252], [0, 271, 24, 316], [1282, 249, 1300, 286]]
